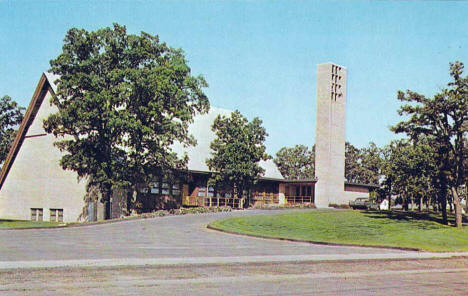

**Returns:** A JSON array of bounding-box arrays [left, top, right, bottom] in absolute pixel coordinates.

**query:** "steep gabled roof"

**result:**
[[0, 73, 284, 190], [0, 73, 55, 189]]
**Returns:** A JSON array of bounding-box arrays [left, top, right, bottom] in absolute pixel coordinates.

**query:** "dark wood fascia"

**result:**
[[0, 74, 51, 189]]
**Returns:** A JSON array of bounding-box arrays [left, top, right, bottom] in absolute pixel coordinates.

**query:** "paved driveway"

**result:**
[[0, 209, 408, 263]]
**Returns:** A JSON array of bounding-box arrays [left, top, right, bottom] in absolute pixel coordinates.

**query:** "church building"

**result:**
[[0, 63, 377, 222]]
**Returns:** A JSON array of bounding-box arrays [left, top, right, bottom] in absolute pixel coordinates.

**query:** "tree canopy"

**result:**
[[0, 95, 24, 166], [392, 61, 467, 227], [44, 24, 209, 207], [274, 145, 314, 180], [274, 142, 382, 184], [206, 110, 270, 206], [379, 138, 437, 210]]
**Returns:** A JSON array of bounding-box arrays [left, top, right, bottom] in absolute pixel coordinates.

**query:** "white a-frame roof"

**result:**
[[0, 73, 283, 190]]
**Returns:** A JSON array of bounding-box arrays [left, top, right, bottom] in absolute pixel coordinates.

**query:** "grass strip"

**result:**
[[0, 219, 62, 229], [208, 210, 468, 252]]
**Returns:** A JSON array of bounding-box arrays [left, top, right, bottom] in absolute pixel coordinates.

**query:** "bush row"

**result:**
[[130, 206, 233, 219], [252, 203, 316, 210]]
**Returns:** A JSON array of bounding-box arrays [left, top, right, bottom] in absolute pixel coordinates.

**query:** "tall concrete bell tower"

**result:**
[[314, 62, 347, 207]]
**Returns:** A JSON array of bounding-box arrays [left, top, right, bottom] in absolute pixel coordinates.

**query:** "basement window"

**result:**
[[30, 208, 43, 221], [50, 209, 63, 222]]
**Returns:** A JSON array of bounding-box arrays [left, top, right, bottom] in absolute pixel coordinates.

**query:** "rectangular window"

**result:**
[[30, 208, 43, 221], [197, 186, 206, 197], [207, 186, 215, 197], [150, 182, 160, 194], [50, 209, 64, 222], [50, 209, 56, 221], [161, 182, 170, 195], [172, 183, 181, 196]]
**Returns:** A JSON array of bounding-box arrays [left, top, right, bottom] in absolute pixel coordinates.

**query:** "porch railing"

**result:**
[[252, 193, 279, 205], [183, 195, 245, 208], [286, 195, 314, 205]]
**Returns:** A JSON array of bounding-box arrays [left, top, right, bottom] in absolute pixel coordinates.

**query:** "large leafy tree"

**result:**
[[392, 61, 467, 227], [274, 145, 314, 180], [206, 110, 270, 206], [345, 142, 381, 185], [380, 139, 437, 212], [345, 142, 362, 183], [273, 142, 381, 183], [0, 95, 24, 166], [44, 24, 209, 209], [359, 142, 382, 185]]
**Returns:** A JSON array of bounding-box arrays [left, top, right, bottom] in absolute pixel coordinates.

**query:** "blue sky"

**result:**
[[1, 0, 467, 154]]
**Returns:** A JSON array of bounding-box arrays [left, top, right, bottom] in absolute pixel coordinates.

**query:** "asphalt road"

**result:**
[[1, 209, 467, 295], [1, 258, 467, 295], [0, 209, 409, 263]]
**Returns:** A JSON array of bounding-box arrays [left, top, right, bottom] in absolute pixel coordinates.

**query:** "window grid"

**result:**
[[30, 208, 43, 222], [50, 209, 63, 222]]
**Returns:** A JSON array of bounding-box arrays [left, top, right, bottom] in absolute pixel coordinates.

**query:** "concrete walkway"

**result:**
[[1, 209, 466, 270], [1, 252, 467, 270]]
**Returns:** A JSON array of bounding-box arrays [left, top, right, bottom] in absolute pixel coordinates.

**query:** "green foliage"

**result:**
[[359, 142, 383, 184], [380, 138, 437, 207], [344, 142, 360, 183], [206, 110, 270, 202], [345, 142, 381, 185], [273, 142, 382, 184], [0, 95, 24, 165], [134, 206, 232, 218], [391, 61, 467, 227], [274, 145, 314, 180], [209, 210, 468, 252], [44, 24, 209, 201], [0, 219, 62, 229]]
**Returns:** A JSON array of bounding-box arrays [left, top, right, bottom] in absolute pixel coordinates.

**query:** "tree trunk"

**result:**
[[440, 196, 448, 225], [387, 182, 392, 211], [450, 186, 463, 228], [101, 185, 113, 220], [438, 174, 448, 225], [419, 195, 423, 212]]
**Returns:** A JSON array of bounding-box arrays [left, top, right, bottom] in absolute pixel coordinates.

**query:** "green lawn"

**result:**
[[0, 219, 63, 229], [208, 210, 468, 252]]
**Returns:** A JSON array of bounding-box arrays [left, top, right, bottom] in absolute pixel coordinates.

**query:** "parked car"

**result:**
[[349, 197, 369, 210]]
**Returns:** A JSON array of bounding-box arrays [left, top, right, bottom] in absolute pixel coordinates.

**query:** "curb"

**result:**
[[206, 224, 428, 252], [0, 208, 313, 231], [0, 209, 236, 231]]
